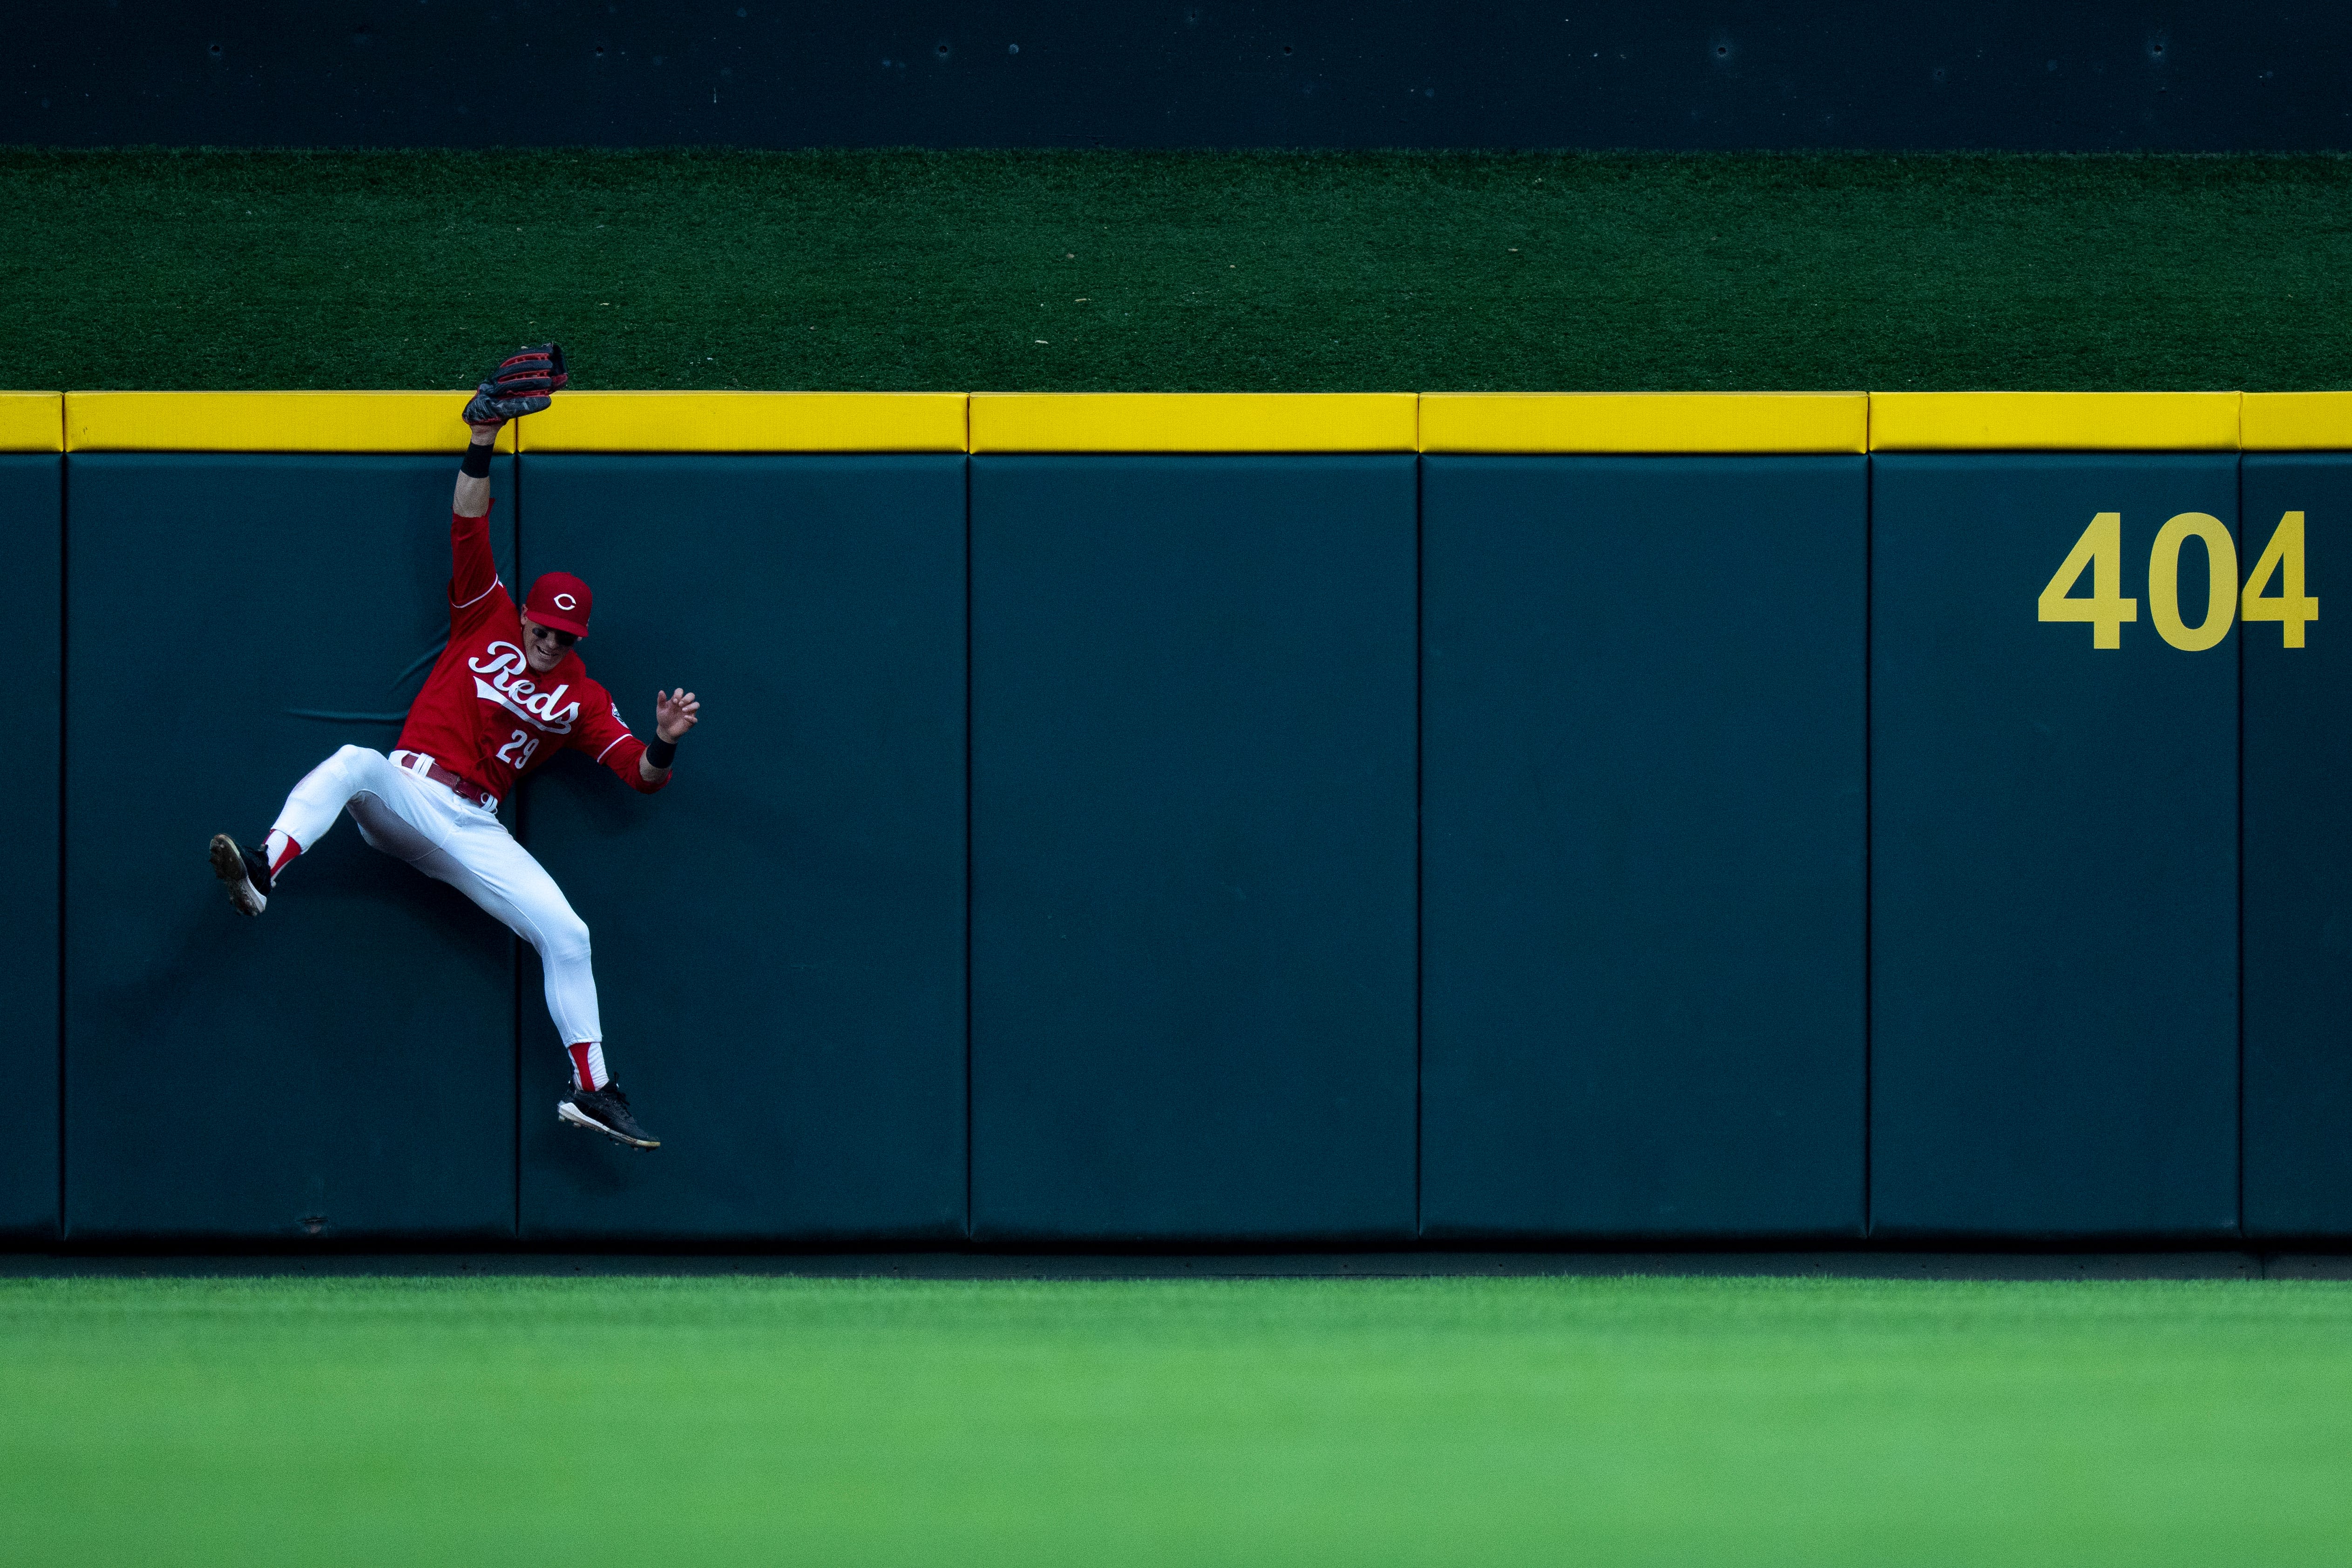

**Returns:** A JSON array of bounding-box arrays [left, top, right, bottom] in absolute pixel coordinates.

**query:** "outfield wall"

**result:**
[[3, 389, 2350, 1249]]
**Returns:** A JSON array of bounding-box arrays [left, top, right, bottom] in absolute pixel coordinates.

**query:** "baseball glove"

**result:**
[[461, 343, 569, 425]]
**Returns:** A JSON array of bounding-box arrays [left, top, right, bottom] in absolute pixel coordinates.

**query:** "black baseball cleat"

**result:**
[[558, 1084, 660, 1150], [208, 833, 272, 916]]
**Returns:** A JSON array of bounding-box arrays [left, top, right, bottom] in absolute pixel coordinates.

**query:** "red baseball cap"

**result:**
[[525, 572, 593, 638]]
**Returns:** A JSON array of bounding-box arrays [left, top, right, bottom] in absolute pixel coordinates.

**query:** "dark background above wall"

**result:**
[[9, 1, 2352, 151]]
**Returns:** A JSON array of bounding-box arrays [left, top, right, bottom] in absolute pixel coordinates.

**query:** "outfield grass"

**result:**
[[2, 149, 2347, 394], [2, 1274, 2349, 1566]]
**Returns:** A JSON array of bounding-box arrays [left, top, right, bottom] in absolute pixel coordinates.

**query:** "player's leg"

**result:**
[[409, 815, 661, 1151], [208, 744, 433, 916]]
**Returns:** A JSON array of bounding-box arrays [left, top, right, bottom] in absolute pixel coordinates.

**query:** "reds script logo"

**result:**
[[468, 642, 582, 735]]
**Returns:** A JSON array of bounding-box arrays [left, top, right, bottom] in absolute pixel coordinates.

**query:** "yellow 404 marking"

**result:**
[[2039, 510, 2319, 650]]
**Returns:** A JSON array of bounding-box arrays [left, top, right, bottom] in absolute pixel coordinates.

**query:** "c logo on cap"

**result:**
[[555, 593, 578, 611]]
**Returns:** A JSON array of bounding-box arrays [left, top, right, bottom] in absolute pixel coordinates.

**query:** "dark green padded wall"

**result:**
[[0, 457, 60, 1241], [2243, 455, 2352, 1239], [970, 456, 1417, 1244], [1871, 455, 2239, 1241], [24, 442, 2333, 1250], [65, 455, 518, 1242], [515, 456, 966, 1241], [1420, 456, 1867, 1241]]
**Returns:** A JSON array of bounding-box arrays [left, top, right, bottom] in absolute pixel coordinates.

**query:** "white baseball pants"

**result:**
[[270, 744, 604, 1049]]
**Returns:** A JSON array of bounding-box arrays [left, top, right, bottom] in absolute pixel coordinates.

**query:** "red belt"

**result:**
[[391, 750, 499, 811]]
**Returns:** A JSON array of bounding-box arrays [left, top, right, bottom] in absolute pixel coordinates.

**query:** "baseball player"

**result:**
[[207, 345, 698, 1151]]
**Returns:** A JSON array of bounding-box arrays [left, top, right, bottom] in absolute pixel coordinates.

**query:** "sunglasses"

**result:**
[[525, 622, 578, 648]]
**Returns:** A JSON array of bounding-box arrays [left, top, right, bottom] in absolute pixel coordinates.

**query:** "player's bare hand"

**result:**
[[655, 688, 701, 742]]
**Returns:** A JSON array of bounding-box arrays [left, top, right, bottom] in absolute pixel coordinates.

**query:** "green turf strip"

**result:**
[[2, 149, 2347, 394], [2, 1275, 2348, 1565]]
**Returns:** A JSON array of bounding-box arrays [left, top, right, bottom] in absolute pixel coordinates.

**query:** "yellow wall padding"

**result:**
[[2240, 392, 2352, 452], [516, 391, 969, 452], [1868, 392, 2242, 451], [1418, 392, 1868, 453], [65, 392, 517, 453], [49, 389, 2352, 454], [0, 394, 64, 453], [968, 393, 1419, 453]]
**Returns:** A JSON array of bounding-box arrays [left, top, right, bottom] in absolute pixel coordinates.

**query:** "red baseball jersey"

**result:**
[[394, 503, 668, 802]]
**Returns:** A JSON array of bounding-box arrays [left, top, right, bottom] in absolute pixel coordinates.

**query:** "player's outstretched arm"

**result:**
[[640, 687, 702, 784], [454, 423, 498, 518]]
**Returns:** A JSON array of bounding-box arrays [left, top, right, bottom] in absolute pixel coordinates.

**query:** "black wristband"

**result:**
[[460, 440, 496, 478], [646, 735, 678, 770]]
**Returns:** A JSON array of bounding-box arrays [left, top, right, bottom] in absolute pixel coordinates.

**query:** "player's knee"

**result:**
[[539, 911, 592, 968], [331, 743, 375, 774]]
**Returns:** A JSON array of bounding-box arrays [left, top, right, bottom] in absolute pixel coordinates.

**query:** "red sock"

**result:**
[[265, 829, 302, 877], [567, 1042, 609, 1092]]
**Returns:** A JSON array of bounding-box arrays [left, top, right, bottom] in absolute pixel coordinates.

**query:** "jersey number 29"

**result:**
[[496, 729, 541, 769]]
